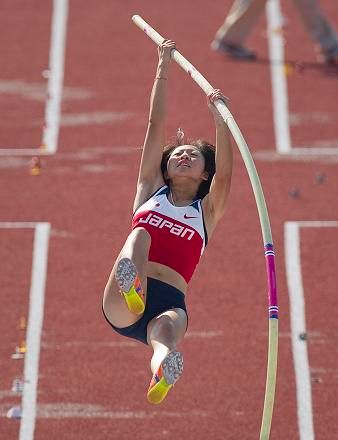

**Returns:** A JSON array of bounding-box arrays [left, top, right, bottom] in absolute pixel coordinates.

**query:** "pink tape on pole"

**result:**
[[265, 244, 278, 318]]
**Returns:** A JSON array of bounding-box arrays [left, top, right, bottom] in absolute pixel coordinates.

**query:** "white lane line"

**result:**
[[0, 222, 51, 438], [284, 222, 314, 439], [0, 222, 40, 228], [0, 1, 68, 156], [265, 1, 338, 157], [296, 221, 338, 228], [35, 404, 208, 419], [266, 0, 291, 154], [284, 221, 338, 440], [18, 222, 50, 440], [288, 147, 338, 156], [0, 149, 52, 156], [41, 0, 69, 154]]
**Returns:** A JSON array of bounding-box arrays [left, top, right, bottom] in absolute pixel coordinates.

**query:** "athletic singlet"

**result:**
[[132, 185, 208, 283]]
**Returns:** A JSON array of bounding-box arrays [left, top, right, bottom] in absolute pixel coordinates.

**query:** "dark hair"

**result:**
[[161, 139, 216, 200]]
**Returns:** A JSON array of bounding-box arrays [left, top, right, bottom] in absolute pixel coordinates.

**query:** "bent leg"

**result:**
[[147, 308, 188, 373], [215, 0, 267, 45], [146, 308, 187, 404], [102, 228, 151, 328]]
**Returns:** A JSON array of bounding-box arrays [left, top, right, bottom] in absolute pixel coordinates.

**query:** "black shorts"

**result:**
[[102, 277, 188, 345]]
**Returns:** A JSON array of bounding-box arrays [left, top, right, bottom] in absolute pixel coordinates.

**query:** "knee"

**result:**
[[102, 287, 112, 316], [130, 227, 151, 247], [150, 316, 177, 343]]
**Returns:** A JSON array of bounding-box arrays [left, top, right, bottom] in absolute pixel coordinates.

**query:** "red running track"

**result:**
[[0, 1, 338, 439]]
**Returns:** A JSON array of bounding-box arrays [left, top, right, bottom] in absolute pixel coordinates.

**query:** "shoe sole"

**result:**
[[115, 258, 145, 315], [116, 258, 137, 292], [211, 39, 256, 60], [162, 351, 184, 384], [147, 351, 184, 404]]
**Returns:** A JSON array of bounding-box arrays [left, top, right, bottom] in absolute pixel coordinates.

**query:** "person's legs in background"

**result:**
[[211, 0, 266, 60], [293, 0, 338, 64]]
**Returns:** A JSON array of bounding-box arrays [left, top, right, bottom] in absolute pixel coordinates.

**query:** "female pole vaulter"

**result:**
[[102, 39, 233, 404]]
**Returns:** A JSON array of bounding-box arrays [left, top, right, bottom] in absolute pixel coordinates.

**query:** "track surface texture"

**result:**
[[1, 1, 337, 439]]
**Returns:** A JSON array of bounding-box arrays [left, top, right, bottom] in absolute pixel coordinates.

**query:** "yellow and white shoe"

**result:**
[[115, 258, 145, 315], [147, 351, 184, 404]]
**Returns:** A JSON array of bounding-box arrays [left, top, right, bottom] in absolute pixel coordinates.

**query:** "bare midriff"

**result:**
[[147, 261, 188, 295]]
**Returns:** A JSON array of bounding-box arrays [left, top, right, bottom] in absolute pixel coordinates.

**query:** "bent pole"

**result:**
[[132, 14, 278, 440]]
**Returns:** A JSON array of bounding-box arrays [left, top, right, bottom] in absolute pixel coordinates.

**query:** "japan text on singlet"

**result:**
[[132, 185, 208, 283]]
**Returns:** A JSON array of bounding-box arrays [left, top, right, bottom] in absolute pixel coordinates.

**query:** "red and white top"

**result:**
[[132, 185, 208, 283]]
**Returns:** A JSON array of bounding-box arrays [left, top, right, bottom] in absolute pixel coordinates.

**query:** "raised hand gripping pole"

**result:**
[[132, 15, 278, 440]]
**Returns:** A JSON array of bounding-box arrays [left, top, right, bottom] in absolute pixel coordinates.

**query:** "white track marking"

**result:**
[[0, 149, 51, 156], [295, 221, 338, 228], [0, 222, 51, 440], [19, 223, 50, 440], [284, 222, 314, 439], [281, 147, 338, 156], [284, 221, 338, 440], [0, 222, 41, 228], [35, 404, 208, 419], [41, 0, 69, 154], [266, 0, 338, 157], [0, 0, 68, 156], [266, 0, 291, 154], [0, 145, 141, 157]]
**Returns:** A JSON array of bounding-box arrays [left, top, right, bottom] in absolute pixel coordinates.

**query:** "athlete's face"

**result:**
[[166, 145, 208, 181]]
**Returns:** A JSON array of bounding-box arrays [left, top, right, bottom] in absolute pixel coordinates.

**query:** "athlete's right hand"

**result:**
[[158, 39, 176, 65]]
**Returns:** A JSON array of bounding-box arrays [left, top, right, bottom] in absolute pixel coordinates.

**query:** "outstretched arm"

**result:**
[[137, 41, 175, 181], [203, 90, 233, 226], [133, 40, 176, 212]]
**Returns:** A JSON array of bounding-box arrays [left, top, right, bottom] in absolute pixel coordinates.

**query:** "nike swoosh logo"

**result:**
[[184, 214, 198, 219]]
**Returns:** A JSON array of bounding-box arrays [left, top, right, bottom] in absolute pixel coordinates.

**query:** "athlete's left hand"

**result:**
[[207, 89, 230, 125]]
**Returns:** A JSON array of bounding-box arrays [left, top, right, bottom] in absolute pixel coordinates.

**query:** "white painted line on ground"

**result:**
[[41, 0, 69, 154], [296, 221, 338, 228], [35, 404, 208, 419], [284, 222, 314, 440], [266, 0, 291, 154], [0, 149, 52, 157], [266, 1, 338, 157], [18, 223, 51, 440], [0, 222, 51, 439], [0, 222, 39, 229], [0, 1, 68, 156], [0, 145, 142, 157], [253, 150, 338, 163], [284, 221, 338, 440], [287, 147, 338, 156]]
